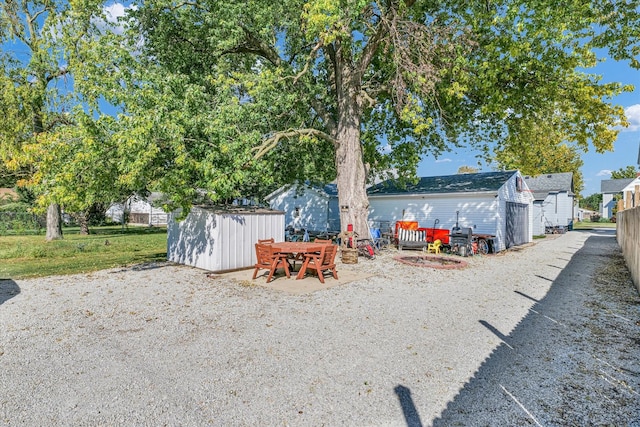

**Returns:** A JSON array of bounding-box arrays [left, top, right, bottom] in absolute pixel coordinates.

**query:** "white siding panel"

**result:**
[[540, 192, 573, 227], [105, 203, 124, 223], [602, 193, 615, 218], [532, 201, 545, 236], [369, 194, 499, 235], [268, 186, 329, 231], [556, 192, 574, 226], [167, 207, 284, 272]]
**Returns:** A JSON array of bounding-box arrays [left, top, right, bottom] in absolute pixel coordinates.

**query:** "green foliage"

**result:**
[[0, 0, 140, 231], [580, 193, 602, 212], [127, 1, 626, 185], [0, 226, 167, 278], [493, 138, 586, 197], [611, 166, 639, 179], [4, 0, 634, 231]]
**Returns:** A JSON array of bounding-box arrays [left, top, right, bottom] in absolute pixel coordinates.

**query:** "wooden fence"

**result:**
[[617, 205, 640, 293]]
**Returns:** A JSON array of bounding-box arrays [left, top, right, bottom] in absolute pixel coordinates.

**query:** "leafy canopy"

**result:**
[[19, 0, 636, 221], [611, 165, 639, 179]]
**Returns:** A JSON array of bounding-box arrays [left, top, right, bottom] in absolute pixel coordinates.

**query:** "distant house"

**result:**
[[265, 183, 340, 232], [576, 208, 598, 222], [523, 172, 574, 235], [367, 170, 534, 251], [106, 193, 169, 225], [600, 178, 636, 219]]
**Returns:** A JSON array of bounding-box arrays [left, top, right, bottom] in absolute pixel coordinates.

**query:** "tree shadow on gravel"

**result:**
[[0, 279, 20, 305], [432, 232, 640, 427], [394, 385, 424, 427]]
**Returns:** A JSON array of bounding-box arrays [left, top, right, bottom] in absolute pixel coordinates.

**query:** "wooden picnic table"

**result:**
[[268, 242, 327, 279]]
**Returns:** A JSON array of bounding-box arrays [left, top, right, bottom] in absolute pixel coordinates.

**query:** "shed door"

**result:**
[[506, 202, 528, 248]]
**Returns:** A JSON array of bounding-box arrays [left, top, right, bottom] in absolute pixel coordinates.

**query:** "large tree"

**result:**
[[77, 0, 632, 237], [0, 1, 139, 237], [0, 0, 74, 239]]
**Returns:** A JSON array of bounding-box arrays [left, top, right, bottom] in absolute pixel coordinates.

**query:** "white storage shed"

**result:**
[[367, 170, 534, 252], [167, 206, 285, 272]]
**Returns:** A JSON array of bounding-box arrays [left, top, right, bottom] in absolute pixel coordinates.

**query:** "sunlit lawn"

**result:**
[[572, 221, 617, 230], [0, 225, 167, 279]]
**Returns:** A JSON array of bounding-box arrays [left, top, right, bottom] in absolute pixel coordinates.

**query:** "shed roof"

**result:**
[[601, 178, 635, 194], [193, 205, 284, 215], [523, 172, 574, 200], [367, 170, 517, 196]]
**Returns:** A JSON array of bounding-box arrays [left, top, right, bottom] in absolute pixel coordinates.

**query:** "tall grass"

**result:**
[[0, 226, 167, 279]]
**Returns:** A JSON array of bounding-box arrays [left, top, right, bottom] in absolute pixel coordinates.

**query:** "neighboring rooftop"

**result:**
[[266, 182, 338, 200], [367, 170, 517, 196], [523, 172, 574, 201], [601, 178, 636, 194]]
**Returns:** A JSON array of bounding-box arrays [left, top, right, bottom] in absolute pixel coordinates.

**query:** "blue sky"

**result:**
[[418, 58, 640, 198]]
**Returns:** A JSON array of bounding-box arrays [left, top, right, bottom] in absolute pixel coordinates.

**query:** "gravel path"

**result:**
[[1, 229, 639, 426]]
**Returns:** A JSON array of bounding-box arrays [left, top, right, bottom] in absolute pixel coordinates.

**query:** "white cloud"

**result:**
[[624, 104, 640, 132], [104, 3, 127, 22], [597, 169, 612, 177], [435, 158, 452, 163], [95, 3, 135, 35], [378, 144, 392, 154]]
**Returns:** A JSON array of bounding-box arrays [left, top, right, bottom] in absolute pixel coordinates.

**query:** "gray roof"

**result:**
[[601, 178, 635, 194], [266, 182, 338, 201], [367, 171, 517, 196], [323, 184, 338, 197], [523, 172, 574, 200]]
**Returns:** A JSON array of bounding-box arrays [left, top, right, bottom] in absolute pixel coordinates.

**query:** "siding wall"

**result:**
[[602, 193, 616, 218], [532, 201, 545, 236], [368, 172, 533, 252], [368, 192, 499, 236], [268, 186, 330, 232], [547, 192, 574, 226], [167, 207, 285, 272]]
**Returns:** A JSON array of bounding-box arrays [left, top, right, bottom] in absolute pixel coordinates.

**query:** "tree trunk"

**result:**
[[334, 65, 370, 239], [76, 212, 90, 235], [46, 203, 63, 241]]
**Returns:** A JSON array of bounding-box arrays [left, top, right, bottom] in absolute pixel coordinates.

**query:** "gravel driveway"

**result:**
[[1, 229, 639, 426]]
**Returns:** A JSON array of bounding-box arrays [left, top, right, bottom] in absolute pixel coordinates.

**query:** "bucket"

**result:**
[[341, 248, 358, 264]]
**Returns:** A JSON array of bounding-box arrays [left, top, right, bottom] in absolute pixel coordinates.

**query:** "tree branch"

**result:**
[[253, 128, 336, 159], [309, 97, 336, 134], [357, 0, 417, 77], [220, 25, 282, 67], [291, 41, 322, 85], [46, 67, 68, 83]]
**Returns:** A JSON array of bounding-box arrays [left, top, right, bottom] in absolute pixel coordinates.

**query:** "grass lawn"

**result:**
[[0, 225, 167, 279], [572, 221, 617, 230]]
